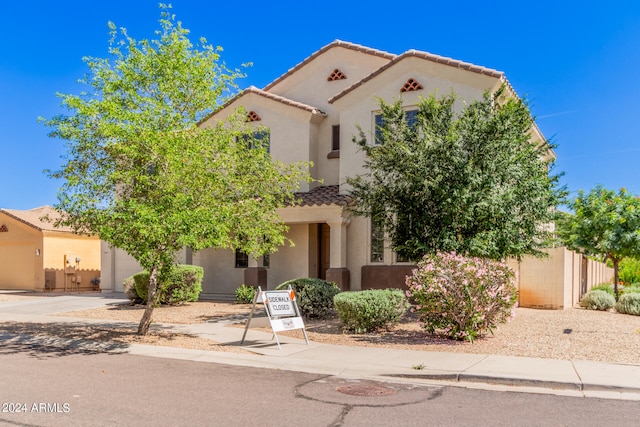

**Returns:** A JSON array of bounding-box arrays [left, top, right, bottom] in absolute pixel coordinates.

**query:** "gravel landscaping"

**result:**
[[1, 293, 639, 365]]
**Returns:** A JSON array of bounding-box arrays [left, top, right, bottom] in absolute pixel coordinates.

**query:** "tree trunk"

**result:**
[[138, 266, 159, 335], [613, 258, 620, 302]]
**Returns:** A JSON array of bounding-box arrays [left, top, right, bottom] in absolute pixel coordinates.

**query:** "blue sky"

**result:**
[[2, 1, 639, 210]]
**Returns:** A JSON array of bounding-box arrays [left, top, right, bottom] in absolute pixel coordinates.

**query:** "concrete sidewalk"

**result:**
[[1, 293, 639, 399]]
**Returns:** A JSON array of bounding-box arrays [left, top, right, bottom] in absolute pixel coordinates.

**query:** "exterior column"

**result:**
[[326, 218, 350, 291], [244, 255, 267, 289]]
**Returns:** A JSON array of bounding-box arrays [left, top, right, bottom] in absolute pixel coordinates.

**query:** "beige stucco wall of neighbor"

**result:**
[[509, 247, 614, 309], [0, 216, 41, 290], [0, 213, 100, 291], [43, 232, 101, 291]]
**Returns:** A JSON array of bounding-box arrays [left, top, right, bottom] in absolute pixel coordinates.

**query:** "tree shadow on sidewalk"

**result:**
[[0, 321, 204, 359]]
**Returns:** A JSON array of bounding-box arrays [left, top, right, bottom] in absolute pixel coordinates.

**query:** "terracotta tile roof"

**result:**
[[199, 86, 326, 125], [294, 185, 351, 207], [263, 40, 396, 92], [0, 206, 74, 233], [329, 49, 503, 104]]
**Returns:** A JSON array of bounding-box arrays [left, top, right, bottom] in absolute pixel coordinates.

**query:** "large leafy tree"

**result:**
[[348, 88, 564, 261], [42, 6, 310, 334], [557, 186, 640, 299]]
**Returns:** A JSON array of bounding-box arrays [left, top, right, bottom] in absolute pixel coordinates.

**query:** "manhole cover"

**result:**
[[336, 384, 397, 397]]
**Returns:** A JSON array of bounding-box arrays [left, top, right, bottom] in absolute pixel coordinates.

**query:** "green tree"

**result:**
[[558, 186, 640, 299], [41, 6, 310, 335], [347, 88, 564, 261]]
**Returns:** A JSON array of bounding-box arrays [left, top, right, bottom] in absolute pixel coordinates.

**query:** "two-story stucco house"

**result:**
[[100, 40, 553, 299]]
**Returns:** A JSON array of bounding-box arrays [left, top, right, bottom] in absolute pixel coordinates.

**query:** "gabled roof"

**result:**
[[294, 185, 351, 207], [0, 206, 73, 233], [329, 49, 503, 104], [263, 40, 396, 92], [199, 86, 326, 125]]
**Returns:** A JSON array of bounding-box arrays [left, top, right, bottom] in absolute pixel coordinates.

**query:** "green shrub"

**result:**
[[591, 283, 615, 296], [333, 289, 408, 333], [621, 284, 640, 295], [122, 275, 143, 304], [127, 265, 203, 305], [406, 252, 518, 342], [616, 293, 640, 316], [275, 278, 341, 319], [235, 284, 257, 304], [619, 257, 640, 285], [580, 290, 615, 311]]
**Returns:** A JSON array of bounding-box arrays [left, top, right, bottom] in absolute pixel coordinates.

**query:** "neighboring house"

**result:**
[[100, 40, 611, 305], [0, 206, 101, 291]]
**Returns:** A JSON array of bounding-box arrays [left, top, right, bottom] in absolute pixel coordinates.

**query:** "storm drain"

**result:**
[[336, 384, 397, 397]]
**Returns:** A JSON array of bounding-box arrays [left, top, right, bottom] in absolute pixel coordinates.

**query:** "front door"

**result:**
[[318, 223, 330, 280]]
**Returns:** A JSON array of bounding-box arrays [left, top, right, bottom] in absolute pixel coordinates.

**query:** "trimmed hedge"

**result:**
[[124, 264, 203, 305], [580, 289, 615, 311], [276, 278, 340, 319], [333, 289, 408, 333]]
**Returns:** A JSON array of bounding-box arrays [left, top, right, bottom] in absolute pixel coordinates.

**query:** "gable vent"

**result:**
[[400, 78, 424, 93], [246, 111, 262, 122], [327, 69, 347, 81], [0, 224, 8, 232]]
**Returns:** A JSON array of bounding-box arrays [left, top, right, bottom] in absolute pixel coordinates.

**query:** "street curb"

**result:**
[[384, 372, 581, 391]]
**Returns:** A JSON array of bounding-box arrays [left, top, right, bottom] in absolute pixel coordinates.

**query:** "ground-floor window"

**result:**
[[370, 219, 384, 263], [235, 250, 248, 268]]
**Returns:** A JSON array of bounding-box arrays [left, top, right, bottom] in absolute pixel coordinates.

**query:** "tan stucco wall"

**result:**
[[0, 213, 100, 291], [100, 244, 191, 293], [193, 248, 244, 298], [42, 232, 101, 291], [0, 216, 41, 289], [509, 247, 614, 309], [266, 224, 310, 289], [334, 56, 500, 189], [267, 45, 391, 188], [201, 93, 321, 192]]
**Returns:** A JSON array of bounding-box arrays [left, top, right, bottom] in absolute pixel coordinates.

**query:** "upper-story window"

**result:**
[[243, 130, 270, 153], [332, 125, 340, 151], [374, 109, 418, 145]]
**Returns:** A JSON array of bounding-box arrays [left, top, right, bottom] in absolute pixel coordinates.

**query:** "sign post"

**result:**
[[241, 286, 309, 349]]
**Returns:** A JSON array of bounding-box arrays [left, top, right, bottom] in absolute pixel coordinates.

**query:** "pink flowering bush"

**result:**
[[405, 252, 518, 342]]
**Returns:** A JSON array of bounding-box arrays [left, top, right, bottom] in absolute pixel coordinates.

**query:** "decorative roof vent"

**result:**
[[400, 78, 424, 93], [327, 69, 347, 81], [0, 224, 8, 232], [246, 111, 262, 122]]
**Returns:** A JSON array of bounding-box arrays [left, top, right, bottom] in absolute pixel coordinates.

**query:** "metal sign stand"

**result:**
[[241, 286, 309, 349]]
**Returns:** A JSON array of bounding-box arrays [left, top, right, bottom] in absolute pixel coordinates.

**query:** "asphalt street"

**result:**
[[1, 342, 639, 427]]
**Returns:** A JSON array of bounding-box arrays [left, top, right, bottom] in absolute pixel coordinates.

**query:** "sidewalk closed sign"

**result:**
[[241, 286, 309, 349], [265, 290, 296, 317]]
